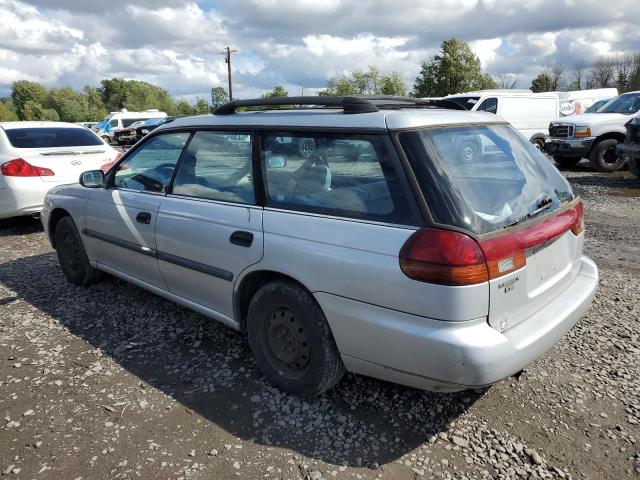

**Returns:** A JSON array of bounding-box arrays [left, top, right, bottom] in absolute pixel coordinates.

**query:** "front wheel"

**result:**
[[54, 216, 102, 286], [589, 139, 624, 172], [531, 138, 546, 151], [247, 280, 345, 397], [553, 155, 582, 168]]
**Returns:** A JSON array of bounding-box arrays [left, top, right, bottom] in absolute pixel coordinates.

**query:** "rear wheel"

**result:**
[[589, 138, 624, 172], [247, 280, 345, 397], [531, 138, 546, 151], [456, 140, 479, 162], [54, 216, 102, 286], [101, 135, 111, 144], [553, 155, 582, 168]]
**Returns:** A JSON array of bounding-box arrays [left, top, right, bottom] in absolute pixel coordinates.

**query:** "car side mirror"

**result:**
[[267, 156, 287, 169], [79, 170, 104, 188]]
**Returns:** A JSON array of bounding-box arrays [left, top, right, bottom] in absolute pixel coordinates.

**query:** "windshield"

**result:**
[[399, 124, 575, 234], [446, 96, 480, 110], [585, 98, 610, 113], [599, 93, 640, 114], [5, 127, 103, 148]]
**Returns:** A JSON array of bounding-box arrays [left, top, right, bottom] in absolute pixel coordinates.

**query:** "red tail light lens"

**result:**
[[400, 201, 584, 286], [400, 229, 489, 286], [1, 158, 54, 177], [100, 152, 121, 173]]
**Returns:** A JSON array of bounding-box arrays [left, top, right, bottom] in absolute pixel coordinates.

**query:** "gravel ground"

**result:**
[[1, 161, 639, 480]]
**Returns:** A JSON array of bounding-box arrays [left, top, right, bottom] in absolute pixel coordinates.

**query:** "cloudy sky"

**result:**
[[1, 0, 639, 100]]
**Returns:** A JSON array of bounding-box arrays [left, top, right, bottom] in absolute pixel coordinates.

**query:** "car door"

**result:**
[[84, 131, 190, 288], [155, 131, 263, 321]]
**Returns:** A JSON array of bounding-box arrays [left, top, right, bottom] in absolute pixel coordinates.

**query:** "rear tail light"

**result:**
[[400, 201, 584, 286], [100, 152, 121, 173], [1, 158, 54, 177]]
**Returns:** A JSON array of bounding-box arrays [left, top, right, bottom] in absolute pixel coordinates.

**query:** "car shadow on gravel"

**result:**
[[0, 252, 481, 467], [0, 217, 43, 236]]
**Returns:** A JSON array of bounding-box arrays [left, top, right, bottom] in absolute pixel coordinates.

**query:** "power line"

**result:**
[[219, 46, 238, 100]]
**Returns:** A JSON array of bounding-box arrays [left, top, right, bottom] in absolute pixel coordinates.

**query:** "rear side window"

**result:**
[[172, 131, 255, 204], [262, 133, 419, 224], [399, 124, 575, 234], [5, 128, 103, 148]]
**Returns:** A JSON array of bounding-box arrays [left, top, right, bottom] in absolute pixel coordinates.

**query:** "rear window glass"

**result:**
[[5, 127, 103, 148], [399, 124, 575, 234]]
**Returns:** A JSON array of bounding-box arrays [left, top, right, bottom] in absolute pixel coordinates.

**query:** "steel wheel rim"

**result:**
[[265, 306, 311, 378], [300, 140, 316, 159]]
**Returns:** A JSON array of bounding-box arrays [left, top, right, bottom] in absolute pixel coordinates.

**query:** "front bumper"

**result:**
[[545, 137, 595, 157], [317, 256, 598, 392]]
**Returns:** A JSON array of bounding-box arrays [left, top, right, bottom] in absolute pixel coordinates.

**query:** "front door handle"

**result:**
[[230, 230, 253, 247], [136, 212, 152, 224]]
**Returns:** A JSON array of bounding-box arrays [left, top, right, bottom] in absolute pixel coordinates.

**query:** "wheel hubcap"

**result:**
[[266, 307, 310, 373]]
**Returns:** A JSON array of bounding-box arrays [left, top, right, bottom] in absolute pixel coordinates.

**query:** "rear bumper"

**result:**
[[317, 256, 598, 392], [0, 181, 52, 219], [545, 137, 595, 157]]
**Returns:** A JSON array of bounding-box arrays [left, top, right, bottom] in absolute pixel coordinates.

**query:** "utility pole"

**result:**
[[220, 46, 238, 100]]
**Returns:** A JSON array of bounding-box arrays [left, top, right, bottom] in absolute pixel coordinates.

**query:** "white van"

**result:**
[[556, 88, 618, 116], [445, 90, 559, 149], [94, 109, 168, 143]]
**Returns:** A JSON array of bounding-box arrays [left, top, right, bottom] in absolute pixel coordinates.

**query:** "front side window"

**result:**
[[109, 119, 119, 127], [399, 124, 575, 234], [447, 96, 480, 110], [262, 133, 417, 223], [172, 131, 254, 204], [476, 97, 498, 114], [113, 132, 189, 192]]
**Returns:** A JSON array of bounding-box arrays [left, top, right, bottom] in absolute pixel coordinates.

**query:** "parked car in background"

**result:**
[[42, 96, 597, 397], [0, 121, 119, 219], [556, 88, 618, 117], [94, 109, 167, 144], [546, 91, 640, 171], [445, 89, 559, 150], [617, 117, 640, 178], [113, 120, 147, 145], [134, 117, 175, 139], [584, 98, 613, 114]]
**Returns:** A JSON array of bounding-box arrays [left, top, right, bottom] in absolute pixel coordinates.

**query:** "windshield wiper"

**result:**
[[505, 196, 553, 228]]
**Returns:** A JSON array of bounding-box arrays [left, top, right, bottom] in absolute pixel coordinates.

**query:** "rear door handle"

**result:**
[[230, 230, 253, 247], [136, 212, 152, 224]]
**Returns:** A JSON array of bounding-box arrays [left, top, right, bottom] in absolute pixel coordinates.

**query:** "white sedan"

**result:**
[[0, 121, 120, 219]]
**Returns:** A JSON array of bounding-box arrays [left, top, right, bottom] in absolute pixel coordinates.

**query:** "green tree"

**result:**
[[175, 100, 196, 116], [11, 80, 48, 120], [47, 87, 88, 122], [0, 99, 19, 121], [263, 85, 289, 98], [21, 100, 59, 121], [412, 38, 496, 97], [83, 85, 107, 121], [530, 72, 554, 92], [99, 78, 175, 113], [320, 66, 407, 96], [210, 87, 229, 109], [194, 98, 210, 115]]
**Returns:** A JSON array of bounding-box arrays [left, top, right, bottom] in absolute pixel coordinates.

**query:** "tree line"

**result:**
[[2, 38, 639, 122]]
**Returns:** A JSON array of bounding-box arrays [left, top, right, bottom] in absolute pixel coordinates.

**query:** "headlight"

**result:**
[[574, 126, 591, 137]]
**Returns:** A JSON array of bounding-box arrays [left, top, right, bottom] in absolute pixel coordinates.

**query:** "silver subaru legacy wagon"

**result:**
[[41, 96, 598, 397]]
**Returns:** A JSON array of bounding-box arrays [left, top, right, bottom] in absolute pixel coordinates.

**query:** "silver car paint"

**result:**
[[42, 109, 599, 392]]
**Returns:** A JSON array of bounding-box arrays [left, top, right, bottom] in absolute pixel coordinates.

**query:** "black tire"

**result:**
[[531, 138, 546, 151], [101, 135, 111, 144], [456, 140, 479, 162], [589, 138, 624, 172], [54, 216, 102, 286], [246, 280, 345, 397], [553, 155, 582, 168]]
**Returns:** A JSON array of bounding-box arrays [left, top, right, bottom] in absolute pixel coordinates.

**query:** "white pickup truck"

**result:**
[[546, 91, 640, 172]]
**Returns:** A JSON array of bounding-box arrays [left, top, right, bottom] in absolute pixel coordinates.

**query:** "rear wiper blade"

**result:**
[[505, 197, 553, 228]]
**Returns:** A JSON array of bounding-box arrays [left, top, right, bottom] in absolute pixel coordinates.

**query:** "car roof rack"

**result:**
[[214, 96, 380, 115], [213, 95, 466, 115]]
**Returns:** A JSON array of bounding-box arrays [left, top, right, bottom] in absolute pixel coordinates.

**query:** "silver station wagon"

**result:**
[[41, 96, 598, 397]]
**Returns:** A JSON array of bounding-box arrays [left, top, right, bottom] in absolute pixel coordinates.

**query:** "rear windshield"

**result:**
[[399, 124, 575, 235], [5, 127, 103, 148], [446, 96, 480, 110]]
